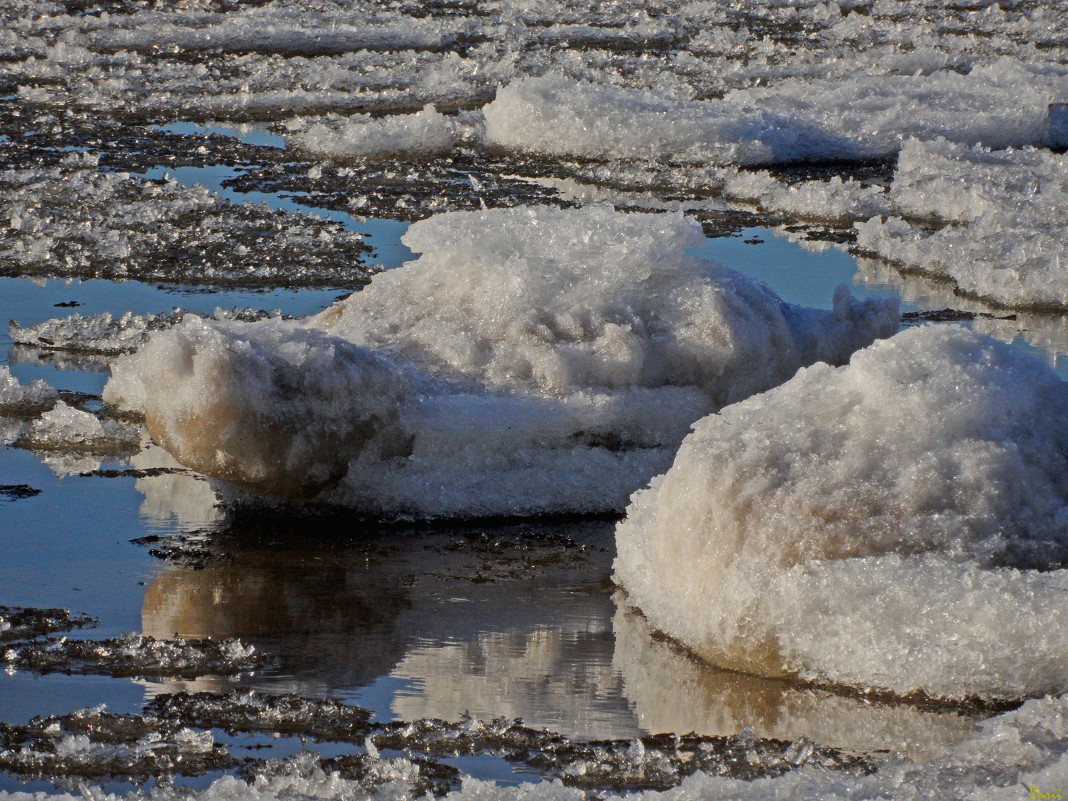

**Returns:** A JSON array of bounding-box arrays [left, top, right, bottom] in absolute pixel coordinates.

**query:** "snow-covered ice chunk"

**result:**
[[857, 138, 1068, 310], [487, 61, 1068, 166], [22, 401, 139, 454], [615, 325, 1068, 700], [290, 105, 468, 159], [105, 318, 410, 499], [105, 206, 897, 517], [485, 62, 1068, 165]]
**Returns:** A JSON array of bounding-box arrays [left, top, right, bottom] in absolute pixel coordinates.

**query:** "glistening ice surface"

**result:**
[[2, 0, 1068, 797]]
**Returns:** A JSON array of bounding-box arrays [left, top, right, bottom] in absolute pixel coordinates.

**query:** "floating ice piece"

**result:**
[[22, 402, 139, 454], [9, 308, 279, 356], [290, 105, 469, 159], [105, 206, 897, 517], [0, 365, 58, 416], [485, 62, 1068, 164], [615, 325, 1068, 700], [857, 139, 1068, 311]]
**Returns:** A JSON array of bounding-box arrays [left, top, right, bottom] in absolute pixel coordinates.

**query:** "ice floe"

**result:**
[[19, 401, 138, 454], [104, 206, 897, 516], [484, 62, 1068, 165], [615, 324, 1068, 701], [9, 308, 279, 356], [856, 139, 1068, 311]]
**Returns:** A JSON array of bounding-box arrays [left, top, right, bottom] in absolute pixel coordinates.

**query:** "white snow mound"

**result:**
[[615, 324, 1068, 700]]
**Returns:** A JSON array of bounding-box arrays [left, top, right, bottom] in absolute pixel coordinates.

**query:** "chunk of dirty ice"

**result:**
[[104, 206, 898, 517], [615, 324, 1068, 701]]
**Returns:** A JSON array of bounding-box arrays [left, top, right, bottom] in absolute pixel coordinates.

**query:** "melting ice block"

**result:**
[[105, 206, 897, 517], [615, 324, 1068, 700]]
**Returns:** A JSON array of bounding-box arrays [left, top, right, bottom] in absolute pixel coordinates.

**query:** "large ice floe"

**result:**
[[104, 205, 897, 517], [616, 324, 1068, 701], [484, 61, 1068, 165]]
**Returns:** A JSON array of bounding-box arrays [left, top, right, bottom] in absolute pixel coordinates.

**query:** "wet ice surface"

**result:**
[[2, 0, 1068, 797]]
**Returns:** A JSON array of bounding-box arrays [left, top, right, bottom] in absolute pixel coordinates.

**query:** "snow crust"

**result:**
[[615, 325, 1068, 700], [105, 206, 897, 516]]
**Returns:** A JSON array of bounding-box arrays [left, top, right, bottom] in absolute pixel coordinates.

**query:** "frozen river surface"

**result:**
[[2, 0, 1068, 798]]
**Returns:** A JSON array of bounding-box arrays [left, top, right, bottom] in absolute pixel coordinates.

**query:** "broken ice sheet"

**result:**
[[5, 633, 271, 680]]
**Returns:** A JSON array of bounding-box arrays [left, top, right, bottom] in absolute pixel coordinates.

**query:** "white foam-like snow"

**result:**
[[856, 138, 1068, 311], [105, 206, 897, 517], [484, 62, 1068, 164], [615, 325, 1068, 701]]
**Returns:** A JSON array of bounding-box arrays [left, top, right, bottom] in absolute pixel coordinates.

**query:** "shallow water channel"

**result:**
[[2, 123, 1066, 793]]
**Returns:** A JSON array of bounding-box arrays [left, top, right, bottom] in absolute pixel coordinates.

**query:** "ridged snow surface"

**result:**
[[616, 325, 1068, 700], [104, 206, 898, 517]]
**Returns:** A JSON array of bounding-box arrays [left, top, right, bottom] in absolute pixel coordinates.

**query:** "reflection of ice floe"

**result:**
[[130, 443, 224, 531], [612, 604, 978, 759], [390, 621, 631, 739], [616, 325, 1068, 701], [105, 206, 897, 517], [855, 256, 1068, 367], [857, 139, 1068, 311], [139, 519, 640, 736]]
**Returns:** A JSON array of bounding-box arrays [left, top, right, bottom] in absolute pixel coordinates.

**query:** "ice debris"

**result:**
[[104, 206, 898, 517], [6, 693, 1068, 800], [615, 325, 1068, 701], [5, 633, 270, 679], [0, 606, 96, 644], [0, 366, 58, 416], [0, 154, 372, 286]]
